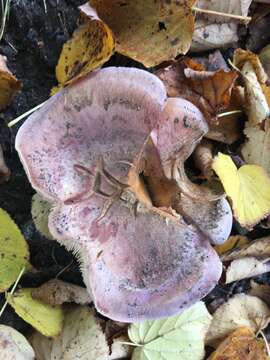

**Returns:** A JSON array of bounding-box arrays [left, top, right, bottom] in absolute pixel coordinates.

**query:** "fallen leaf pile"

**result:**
[[3, 1, 270, 359]]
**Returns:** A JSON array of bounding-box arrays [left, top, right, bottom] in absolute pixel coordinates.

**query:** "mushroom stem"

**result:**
[[192, 6, 251, 22]]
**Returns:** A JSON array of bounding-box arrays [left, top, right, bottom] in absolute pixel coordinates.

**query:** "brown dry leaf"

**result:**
[[233, 49, 270, 125], [206, 89, 243, 144], [183, 58, 238, 119], [55, 3, 115, 87], [31, 279, 92, 306], [207, 326, 268, 360], [155, 59, 214, 122], [221, 236, 270, 262], [0, 144, 10, 184], [215, 235, 249, 256], [226, 257, 270, 283], [0, 55, 21, 110], [191, 20, 238, 52], [155, 57, 238, 123], [90, 0, 196, 67], [206, 293, 270, 346], [249, 280, 270, 307], [242, 119, 270, 176]]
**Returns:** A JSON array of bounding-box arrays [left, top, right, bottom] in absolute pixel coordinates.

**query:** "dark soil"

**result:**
[[0, 0, 84, 333], [1, 0, 270, 340]]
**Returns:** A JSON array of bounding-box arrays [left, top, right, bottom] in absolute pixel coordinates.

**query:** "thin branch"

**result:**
[[192, 6, 251, 22], [8, 101, 46, 127]]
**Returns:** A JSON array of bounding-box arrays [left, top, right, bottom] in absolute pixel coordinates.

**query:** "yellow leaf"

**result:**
[[55, 4, 115, 87], [215, 235, 249, 255], [208, 327, 268, 360], [0, 208, 31, 292], [90, 0, 195, 67], [0, 55, 21, 110], [6, 289, 64, 337], [212, 152, 270, 228]]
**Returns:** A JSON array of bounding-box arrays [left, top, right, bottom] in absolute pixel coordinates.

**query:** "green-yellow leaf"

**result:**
[[0, 208, 30, 292], [6, 288, 64, 337], [212, 152, 270, 228], [31, 193, 54, 240], [128, 302, 211, 360]]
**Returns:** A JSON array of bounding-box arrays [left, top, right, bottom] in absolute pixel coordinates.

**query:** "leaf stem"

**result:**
[[192, 6, 251, 22], [0, 266, 25, 318], [118, 341, 143, 347], [8, 101, 47, 127]]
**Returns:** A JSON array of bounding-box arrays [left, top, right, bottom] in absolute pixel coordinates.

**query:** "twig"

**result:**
[[0, 267, 25, 318], [217, 110, 243, 118], [192, 6, 251, 22], [8, 101, 46, 127]]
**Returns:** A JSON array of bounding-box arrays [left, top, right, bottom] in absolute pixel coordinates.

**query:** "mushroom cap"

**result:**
[[49, 197, 222, 322], [16, 67, 230, 321]]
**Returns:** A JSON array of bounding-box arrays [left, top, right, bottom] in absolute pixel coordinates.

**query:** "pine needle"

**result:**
[[43, 0, 47, 14], [0, 0, 11, 41], [8, 101, 46, 127], [0, 267, 25, 319]]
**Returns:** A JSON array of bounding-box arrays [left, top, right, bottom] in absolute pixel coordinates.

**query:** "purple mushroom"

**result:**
[[16, 67, 232, 322]]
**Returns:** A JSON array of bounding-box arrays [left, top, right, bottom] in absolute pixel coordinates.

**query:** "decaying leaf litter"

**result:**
[[2, 0, 270, 359]]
